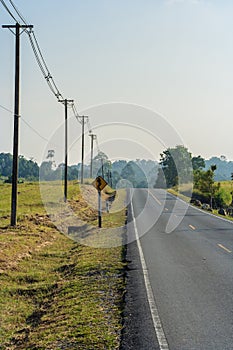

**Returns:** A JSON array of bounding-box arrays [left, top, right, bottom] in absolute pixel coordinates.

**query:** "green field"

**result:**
[[0, 181, 126, 349]]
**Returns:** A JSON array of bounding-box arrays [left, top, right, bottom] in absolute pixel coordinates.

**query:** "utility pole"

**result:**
[[80, 116, 88, 184], [59, 99, 73, 202], [101, 158, 104, 178], [110, 171, 112, 188], [89, 133, 96, 178], [2, 23, 33, 226]]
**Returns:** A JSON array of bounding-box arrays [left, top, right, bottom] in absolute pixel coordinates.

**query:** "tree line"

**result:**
[[1, 148, 232, 209], [156, 145, 232, 209], [0, 152, 158, 188], [0, 153, 39, 181]]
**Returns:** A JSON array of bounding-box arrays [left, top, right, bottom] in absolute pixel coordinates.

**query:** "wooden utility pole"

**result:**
[[2, 23, 33, 226], [89, 133, 96, 178], [80, 116, 88, 184], [59, 99, 73, 201], [101, 158, 104, 178]]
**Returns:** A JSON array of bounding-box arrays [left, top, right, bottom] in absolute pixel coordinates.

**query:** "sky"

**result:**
[[1, 0, 233, 165]]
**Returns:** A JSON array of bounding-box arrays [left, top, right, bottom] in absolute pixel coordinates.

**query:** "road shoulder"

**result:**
[[120, 200, 160, 350]]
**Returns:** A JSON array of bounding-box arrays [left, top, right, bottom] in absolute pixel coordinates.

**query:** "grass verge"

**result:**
[[0, 181, 126, 349], [168, 186, 233, 222]]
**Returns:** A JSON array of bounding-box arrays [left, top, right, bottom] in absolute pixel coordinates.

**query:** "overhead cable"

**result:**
[[0, 103, 13, 114], [0, 103, 49, 141], [0, 0, 18, 22], [8, 0, 27, 24], [27, 30, 64, 100], [1, 0, 103, 156]]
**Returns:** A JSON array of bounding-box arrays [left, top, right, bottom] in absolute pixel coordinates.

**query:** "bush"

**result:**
[[215, 188, 232, 208], [191, 189, 209, 205]]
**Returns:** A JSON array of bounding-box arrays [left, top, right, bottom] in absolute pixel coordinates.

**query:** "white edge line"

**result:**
[[131, 191, 169, 350]]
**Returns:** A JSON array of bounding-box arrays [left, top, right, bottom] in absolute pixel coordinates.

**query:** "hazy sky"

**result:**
[[1, 0, 233, 165]]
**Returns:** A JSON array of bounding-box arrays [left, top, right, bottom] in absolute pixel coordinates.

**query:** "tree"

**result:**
[[39, 161, 53, 181], [112, 170, 122, 188], [205, 157, 232, 181], [121, 162, 136, 187], [0, 153, 39, 180], [120, 161, 148, 188], [0, 153, 13, 177], [159, 145, 192, 187], [215, 188, 232, 208], [210, 164, 217, 172], [18, 155, 39, 179], [46, 150, 56, 168], [192, 156, 205, 170], [92, 151, 109, 178], [194, 166, 219, 207], [68, 166, 79, 180], [154, 168, 167, 188]]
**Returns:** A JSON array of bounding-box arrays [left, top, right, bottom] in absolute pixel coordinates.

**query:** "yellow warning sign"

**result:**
[[92, 176, 108, 192]]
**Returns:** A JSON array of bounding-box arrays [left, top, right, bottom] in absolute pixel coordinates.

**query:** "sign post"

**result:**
[[92, 176, 108, 228], [98, 189, 102, 228]]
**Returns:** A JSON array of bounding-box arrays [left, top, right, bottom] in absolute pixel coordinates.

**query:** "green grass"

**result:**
[[216, 180, 233, 192], [168, 188, 191, 203], [0, 181, 126, 349], [0, 182, 46, 219], [101, 189, 127, 228]]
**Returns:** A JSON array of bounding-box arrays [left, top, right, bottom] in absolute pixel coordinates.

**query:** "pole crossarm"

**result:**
[[58, 99, 74, 105], [2, 24, 33, 28]]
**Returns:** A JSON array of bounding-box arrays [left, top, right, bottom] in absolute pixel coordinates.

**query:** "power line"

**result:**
[[8, 0, 28, 25], [27, 30, 64, 100], [0, 103, 13, 114], [1, 0, 104, 165], [0, 102, 49, 142], [21, 118, 49, 142], [2, 1, 91, 130], [29, 30, 64, 99], [0, 0, 64, 100], [0, 0, 18, 22]]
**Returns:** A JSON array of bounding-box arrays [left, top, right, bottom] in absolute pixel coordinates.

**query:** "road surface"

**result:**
[[121, 189, 233, 350]]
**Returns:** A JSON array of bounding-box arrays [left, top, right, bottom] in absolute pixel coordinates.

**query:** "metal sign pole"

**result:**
[[98, 189, 102, 228]]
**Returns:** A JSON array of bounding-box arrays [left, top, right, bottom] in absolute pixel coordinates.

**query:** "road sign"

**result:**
[[92, 176, 108, 228], [92, 176, 108, 192]]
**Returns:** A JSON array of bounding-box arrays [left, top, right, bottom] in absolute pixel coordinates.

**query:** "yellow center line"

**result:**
[[149, 191, 162, 206], [189, 224, 196, 230], [217, 244, 232, 253]]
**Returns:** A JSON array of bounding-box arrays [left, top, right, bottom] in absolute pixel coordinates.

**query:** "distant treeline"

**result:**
[[205, 156, 233, 181], [1, 151, 232, 188], [0, 153, 39, 181], [0, 152, 159, 188]]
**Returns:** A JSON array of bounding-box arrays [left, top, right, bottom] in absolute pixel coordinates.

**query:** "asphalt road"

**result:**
[[121, 188, 233, 350]]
